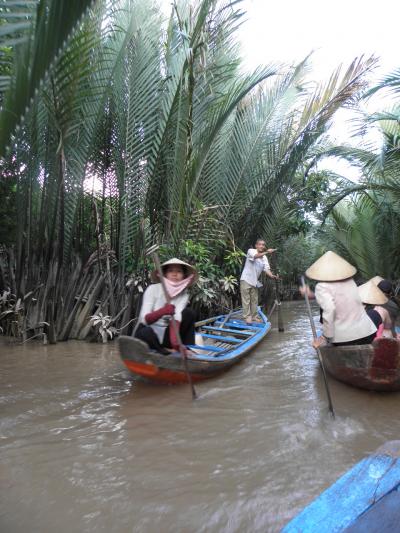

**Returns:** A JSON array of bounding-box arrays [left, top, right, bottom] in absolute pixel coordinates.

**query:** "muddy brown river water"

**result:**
[[1, 301, 400, 532]]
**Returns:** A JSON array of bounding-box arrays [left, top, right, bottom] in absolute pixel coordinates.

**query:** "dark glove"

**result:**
[[145, 303, 175, 325], [169, 320, 181, 350]]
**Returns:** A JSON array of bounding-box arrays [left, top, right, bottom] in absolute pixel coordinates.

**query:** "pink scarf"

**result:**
[[164, 275, 194, 299]]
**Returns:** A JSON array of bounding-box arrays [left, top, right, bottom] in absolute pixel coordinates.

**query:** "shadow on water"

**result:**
[[1, 301, 400, 532]]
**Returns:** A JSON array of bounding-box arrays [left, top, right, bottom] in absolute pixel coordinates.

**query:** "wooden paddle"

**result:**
[[147, 246, 197, 400], [270, 251, 284, 332], [274, 279, 284, 332], [301, 276, 335, 419]]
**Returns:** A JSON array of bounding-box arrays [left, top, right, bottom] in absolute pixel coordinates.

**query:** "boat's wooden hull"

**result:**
[[118, 308, 270, 384], [283, 440, 400, 532], [319, 337, 400, 391]]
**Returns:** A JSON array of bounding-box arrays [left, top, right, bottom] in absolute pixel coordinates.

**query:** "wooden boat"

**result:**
[[118, 307, 271, 384], [283, 440, 400, 532], [319, 337, 400, 392]]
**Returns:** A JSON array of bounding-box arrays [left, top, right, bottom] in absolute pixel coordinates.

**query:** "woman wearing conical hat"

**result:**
[[376, 278, 400, 337], [306, 251, 377, 347], [363, 278, 398, 337], [135, 258, 198, 355], [358, 279, 388, 338]]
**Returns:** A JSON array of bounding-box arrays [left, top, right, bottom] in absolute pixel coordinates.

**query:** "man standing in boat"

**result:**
[[240, 239, 279, 324]]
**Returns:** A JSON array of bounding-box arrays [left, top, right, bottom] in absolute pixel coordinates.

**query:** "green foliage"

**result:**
[[0, 174, 16, 246], [0, 0, 387, 333], [186, 250, 238, 313], [314, 87, 400, 284], [224, 249, 245, 277], [0, 0, 97, 156], [182, 239, 211, 266], [153, 238, 240, 312], [277, 233, 322, 282], [220, 275, 238, 293], [321, 190, 400, 281], [89, 312, 117, 343], [0, 290, 23, 338]]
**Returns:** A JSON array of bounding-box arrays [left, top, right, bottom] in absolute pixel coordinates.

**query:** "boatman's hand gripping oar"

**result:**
[[146, 244, 197, 400], [300, 275, 335, 419]]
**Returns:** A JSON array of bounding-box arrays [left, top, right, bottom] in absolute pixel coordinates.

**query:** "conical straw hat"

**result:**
[[358, 279, 388, 305], [370, 275, 384, 286], [305, 251, 356, 281], [151, 257, 198, 284]]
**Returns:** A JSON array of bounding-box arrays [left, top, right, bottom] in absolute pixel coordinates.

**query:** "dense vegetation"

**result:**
[[0, 0, 399, 342]]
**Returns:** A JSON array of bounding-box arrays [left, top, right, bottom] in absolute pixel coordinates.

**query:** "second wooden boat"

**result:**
[[118, 307, 271, 384], [319, 337, 400, 391]]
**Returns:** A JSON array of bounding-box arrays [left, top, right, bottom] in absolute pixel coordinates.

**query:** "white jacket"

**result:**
[[240, 249, 271, 288], [315, 279, 377, 343], [138, 283, 189, 342]]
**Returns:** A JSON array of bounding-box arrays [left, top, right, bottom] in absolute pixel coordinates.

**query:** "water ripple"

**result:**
[[1, 304, 399, 532]]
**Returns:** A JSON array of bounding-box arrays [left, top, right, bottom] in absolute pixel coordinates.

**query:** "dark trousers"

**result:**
[[333, 333, 376, 346], [135, 307, 196, 353]]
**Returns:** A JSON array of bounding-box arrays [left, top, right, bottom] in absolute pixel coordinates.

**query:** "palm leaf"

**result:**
[[0, 0, 96, 157]]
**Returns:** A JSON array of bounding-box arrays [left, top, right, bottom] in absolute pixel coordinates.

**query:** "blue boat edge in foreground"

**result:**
[[282, 440, 400, 533]]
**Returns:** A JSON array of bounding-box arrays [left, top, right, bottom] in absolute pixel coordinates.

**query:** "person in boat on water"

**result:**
[[135, 258, 198, 355], [376, 278, 399, 337], [240, 239, 279, 324], [357, 279, 388, 338], [304, 251, 377, 348]]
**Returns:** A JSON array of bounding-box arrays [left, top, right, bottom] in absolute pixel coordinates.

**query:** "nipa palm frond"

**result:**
[[0, 0, 97, 157]]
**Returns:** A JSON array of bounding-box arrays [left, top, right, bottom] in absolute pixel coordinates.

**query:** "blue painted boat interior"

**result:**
[[344, 486, 400, 532], [283, 448, 400, 533], [176, 307, 271, 362]]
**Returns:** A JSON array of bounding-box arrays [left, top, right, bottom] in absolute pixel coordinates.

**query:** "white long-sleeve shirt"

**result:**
[[315, 279, 377, 343], [138, 283, 189, 342], [240, 248, 271, 288]]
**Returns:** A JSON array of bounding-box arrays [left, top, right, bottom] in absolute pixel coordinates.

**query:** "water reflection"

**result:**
[[1, 302, 400, 532]]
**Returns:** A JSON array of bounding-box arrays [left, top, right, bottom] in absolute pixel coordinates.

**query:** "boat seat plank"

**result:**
[[201, 326, 253, 336], [200, 333, 243, 343], [187, 344, 224, 353]]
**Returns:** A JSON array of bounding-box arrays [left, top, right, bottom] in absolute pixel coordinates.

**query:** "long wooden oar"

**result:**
[[274, 279, 284, 332], [148, 246, 197, 400], [271, 253, 284, 332], [268, 300, 277, 319], [301, 276, 335, 419]]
